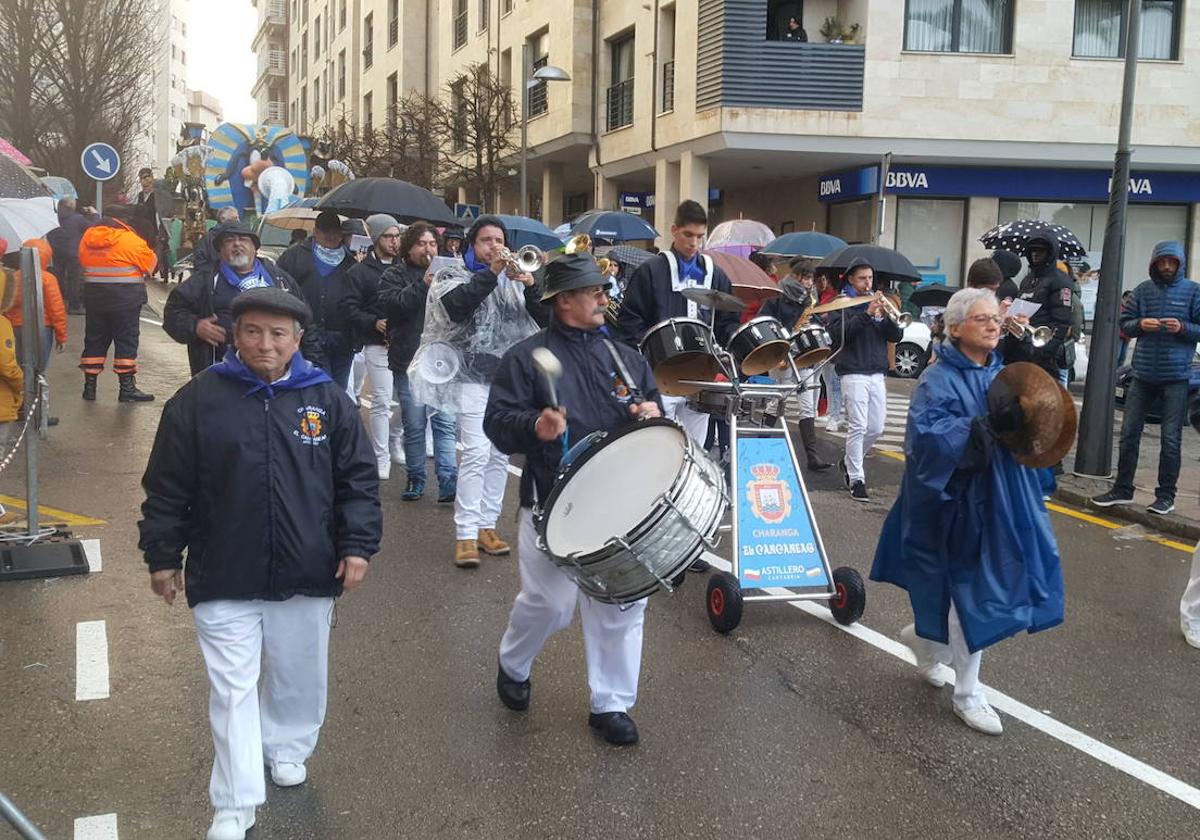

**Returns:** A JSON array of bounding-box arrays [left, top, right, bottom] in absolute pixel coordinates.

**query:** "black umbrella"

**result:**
[[815, 244, 922, 289], [979, 219, 1087, 260], [910, 283, 956, 308], [316, 177, 457, 226]]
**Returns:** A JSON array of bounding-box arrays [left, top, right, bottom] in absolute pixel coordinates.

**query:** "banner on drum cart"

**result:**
[[735, 436, 829, 591]]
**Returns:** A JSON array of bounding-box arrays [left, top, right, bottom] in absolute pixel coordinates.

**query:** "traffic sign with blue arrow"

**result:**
[[81, 143, 121, 182]]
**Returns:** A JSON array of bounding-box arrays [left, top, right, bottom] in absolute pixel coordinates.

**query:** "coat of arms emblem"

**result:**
[[746, 463, 791, 524]]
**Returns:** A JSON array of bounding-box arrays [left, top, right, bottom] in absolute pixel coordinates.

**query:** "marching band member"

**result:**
[[871, 288, 1064, 736], [616, 199, 738, 446], [485, 254, 663, 746]]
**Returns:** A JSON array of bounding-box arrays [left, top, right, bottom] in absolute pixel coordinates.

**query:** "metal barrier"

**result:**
[[0, 791, 49, 840]]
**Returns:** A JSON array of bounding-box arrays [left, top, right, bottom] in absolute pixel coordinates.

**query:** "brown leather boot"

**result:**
[[477, 528, 511, 556], [454, 539, 480, 568]]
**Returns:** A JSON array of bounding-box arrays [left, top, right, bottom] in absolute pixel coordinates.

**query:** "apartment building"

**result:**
[[186, 89, 225, 132], [130, 0, 192, 174], [279, 0, 1200, 287], [252, 0, 290, 125]]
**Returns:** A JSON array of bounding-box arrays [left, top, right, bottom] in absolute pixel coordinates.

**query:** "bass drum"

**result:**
[[639, 318, 722, 396], [536, 419, 728, 604], [728, 316, 792, 376], [790, 324, 833, 368]]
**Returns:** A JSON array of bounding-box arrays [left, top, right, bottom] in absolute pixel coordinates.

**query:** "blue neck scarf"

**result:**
[[312, 240, 346, 277], [672, 248, 703, 281], [463, 245, 489, 273], [219, 259, 273, 291]]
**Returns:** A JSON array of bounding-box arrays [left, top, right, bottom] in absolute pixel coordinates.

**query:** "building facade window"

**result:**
[[895, 198, 965, 288], [313, 14, 321, 57], [451, 80, 466, 151], [301, 32, 308, 77], [479, 0, 489, 31], [387, 72, 398, 127], [606, 33, 635, 131], [502, 0, 513, 15], [363, 13, 374, 69], [388, 0, 399, 47], [363, 91, 373, 134], [527, 31, 549, 117], [339, 0, 346, 31], [1073, 0, 1180, 60], [291, 47, 298, 78], [300, 87, 308, 129], [903, 0, 1013, 53], [453, 0, 468, 49], [302, 0, 308, 23], [338, 50, 346, 99], [313, 79, 320, 120], [827, 200, 874, 248]]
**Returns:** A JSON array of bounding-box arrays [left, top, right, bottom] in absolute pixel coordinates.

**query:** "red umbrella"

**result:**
[[703, 250, 779, 303]]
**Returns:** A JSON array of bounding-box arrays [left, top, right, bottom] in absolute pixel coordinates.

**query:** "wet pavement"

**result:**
[[2, 298, 1199, 839]]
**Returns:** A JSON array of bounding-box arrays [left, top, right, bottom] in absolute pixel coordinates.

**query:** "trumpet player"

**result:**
[[826, 259, 904, 502]]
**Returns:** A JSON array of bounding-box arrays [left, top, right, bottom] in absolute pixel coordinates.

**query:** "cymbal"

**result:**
[[988, 362, 1076, 469], [681, 287, 747, 312], [809, 295, 871, 315]]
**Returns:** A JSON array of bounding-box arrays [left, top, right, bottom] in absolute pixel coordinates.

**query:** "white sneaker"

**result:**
[[378, 462, 391, 481], [391, 448, 406, 466], [953, 702, 1003, 735], [899, 624, 949, 687], [270, 760, 307, 787], [1182, 620, 1200, 649], [824, 418, 840, 433], [207, 808, 255, 840]]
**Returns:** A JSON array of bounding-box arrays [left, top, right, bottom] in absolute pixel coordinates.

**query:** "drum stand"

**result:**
[[681, 351, 866, 633]]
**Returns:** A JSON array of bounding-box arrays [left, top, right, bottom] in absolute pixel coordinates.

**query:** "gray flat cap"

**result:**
[[231, 286, 312, 326]]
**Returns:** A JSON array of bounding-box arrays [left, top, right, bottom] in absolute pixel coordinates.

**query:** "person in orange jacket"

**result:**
[[0, 267, 26, 444], [78, 206, 156, 402], [8, 238, 68, 366]]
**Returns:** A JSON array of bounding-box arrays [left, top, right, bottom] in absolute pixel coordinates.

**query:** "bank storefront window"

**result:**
[[998, 201, 1187, 293], [827, 199, 873, 245], [896, 198, 965, 286]]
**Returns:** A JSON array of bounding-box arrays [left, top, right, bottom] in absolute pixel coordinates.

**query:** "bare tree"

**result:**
[[0, 0, 156, 198], [308, 100, 444, 191], [429, 63, 518, 211]]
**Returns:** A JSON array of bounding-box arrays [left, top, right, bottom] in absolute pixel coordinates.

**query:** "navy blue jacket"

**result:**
[[1121, 241, 1200, 383], [484, 320, 663, 509], [277, 238, 359, 334], [826, 296, 905, 375], [341, 250, 395, 347], [376, 259, 430, 372], [616, 250, 740, 347], [138, 350, 382, 607]]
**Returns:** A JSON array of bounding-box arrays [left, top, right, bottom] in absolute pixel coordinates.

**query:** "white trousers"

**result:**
[[662, 394, 709, 447], [360, 345, 395, 469], [346, 351, 367, 403], [771, 365, 818, 420], [455, 382, 510, 540], [499, 510, 647, 713], [1180, 541, 1200, 630], [916, 604, 985, 710], [192, 596, 333, 809], [841, 373, 887, 483]]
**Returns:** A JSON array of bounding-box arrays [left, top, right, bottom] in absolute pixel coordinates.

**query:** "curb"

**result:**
[[1053, 483, 1200, 544]]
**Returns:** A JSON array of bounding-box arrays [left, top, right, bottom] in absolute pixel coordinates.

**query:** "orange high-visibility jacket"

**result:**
[[8, 238, 68, 345], [78, 222, 157, 286]]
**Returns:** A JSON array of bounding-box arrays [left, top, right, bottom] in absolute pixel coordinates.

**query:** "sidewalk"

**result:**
[[1055, 384, 1200, 543]]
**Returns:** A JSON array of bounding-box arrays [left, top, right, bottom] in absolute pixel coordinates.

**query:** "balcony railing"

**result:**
[[606, 79, 634, 131], [265, 101, 287, 124], [388, 17, 398, 47], [660, 60, 674, 113], [257, 49, 287, 79], [363, 42, 373, 69], [453, 12, 467, 49]]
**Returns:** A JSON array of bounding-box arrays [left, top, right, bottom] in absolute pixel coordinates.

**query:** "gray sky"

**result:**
[[186, 0, 258, 123]]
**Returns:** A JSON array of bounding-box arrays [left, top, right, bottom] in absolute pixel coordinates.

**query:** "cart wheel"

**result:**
[[829, 567, 866, 626], [706, 572, 743, 634]]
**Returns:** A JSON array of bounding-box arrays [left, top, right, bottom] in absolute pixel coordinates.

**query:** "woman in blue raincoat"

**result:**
[[871, 288, 1064, 736]]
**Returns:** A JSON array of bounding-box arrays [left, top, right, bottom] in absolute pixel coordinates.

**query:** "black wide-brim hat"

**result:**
[[540, 252, 608, 302], [213, 222, 262, 250], [231, 286, 312, 326]]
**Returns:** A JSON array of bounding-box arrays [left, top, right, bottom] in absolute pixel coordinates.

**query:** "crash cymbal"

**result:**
[[809, 295, 872, 314], [988, 362, 1075, 469], [681, 287, 747, 312]]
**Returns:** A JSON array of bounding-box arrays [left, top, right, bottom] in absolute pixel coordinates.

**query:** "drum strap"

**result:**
[[601, 338, 645, 405]]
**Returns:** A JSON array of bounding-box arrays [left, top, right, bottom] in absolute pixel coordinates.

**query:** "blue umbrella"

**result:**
[[570, 210, 658, 243], [761, 231, 846, 258], [494, 214, 564, 251]]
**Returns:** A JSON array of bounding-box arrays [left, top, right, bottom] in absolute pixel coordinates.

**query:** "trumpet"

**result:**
[[1005, 317, 1053, 348], [563, 233, 591, 255], [497, 244, 547, 275], [873, 293, 912, 328]]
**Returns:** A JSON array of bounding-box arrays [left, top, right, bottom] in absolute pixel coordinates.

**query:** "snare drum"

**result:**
[[727, 316, 792, 376], [639, 318, 722, 396], [790, 324, 833, 368], [536, 419, 728, 604]]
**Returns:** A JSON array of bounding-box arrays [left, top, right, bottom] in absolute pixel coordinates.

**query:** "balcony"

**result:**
[[660, 60, 674, 113], [265, 100, 287, 125], [251, 0, 287, 51], [606, 79, 634, 131], [252, 49, 287, 95], [696, 0, 864, 111]]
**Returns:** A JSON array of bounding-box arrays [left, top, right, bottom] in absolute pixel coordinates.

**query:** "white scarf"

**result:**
[[664, 251, 714, 319]]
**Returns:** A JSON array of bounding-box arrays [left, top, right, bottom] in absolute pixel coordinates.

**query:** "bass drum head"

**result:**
[[543, 421, 687, 558]]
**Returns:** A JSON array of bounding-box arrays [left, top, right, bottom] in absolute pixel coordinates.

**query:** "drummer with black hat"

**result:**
[[164, 222, 324, 375], [484, 253, 663, 746]]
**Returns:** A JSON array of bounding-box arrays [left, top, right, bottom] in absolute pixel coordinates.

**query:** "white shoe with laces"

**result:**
[[899, 624, 949, 687], [270, 760, 307, 787], [1182, 620, 1200, 650], [954, 702, 1003, 735], [207, 808, 255, 840], [825, 417, 840, 433]]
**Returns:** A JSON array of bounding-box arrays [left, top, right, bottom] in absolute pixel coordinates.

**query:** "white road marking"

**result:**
[[138, 317, 163, 327], [74, 813, 119, 839], [75, 621, 110, 701], [700, 551, 1200, 812], [81, 539, 102, 573]]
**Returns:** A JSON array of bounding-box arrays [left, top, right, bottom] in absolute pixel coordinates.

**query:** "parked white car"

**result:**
[[893, 321, 932, 379]]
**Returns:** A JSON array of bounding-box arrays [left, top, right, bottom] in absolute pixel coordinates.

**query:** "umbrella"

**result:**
[[910, 283, 956, 308], [0, 197, 59, 252], [316, 177, 457, 226], [761, 231, 847, 259], [263, 206, 326, 231], [702, 250, 780, 304], [815, 244, 922, 289], [0, 154, 50, 200], [979, 219, 1087, 260], [570, 210, 658, 243], [706, 219, 775, 257], [0, 138, 32, 167], [40, 176, 78, 202], [553, 222, 572, 240], [493, 214, 563, 251], [603, 244, 653, 272]]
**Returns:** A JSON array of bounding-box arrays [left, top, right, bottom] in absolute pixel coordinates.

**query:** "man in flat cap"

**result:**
[[139, 286, 382, 840], [484, 253, 663, 746]]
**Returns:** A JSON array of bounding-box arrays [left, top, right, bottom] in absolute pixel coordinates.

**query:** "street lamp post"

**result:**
[[520, 43, 571, 219]]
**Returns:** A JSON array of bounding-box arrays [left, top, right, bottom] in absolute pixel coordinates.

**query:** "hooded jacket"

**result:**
[[1120, 241, 1200, 383], [138, 349, 381, 608], [8, 239, 68, 345], [78, 220, 155, 313], [437, 215, 547, 326], [1003, 237, 1074, 375], [0, 270, 24, 423]]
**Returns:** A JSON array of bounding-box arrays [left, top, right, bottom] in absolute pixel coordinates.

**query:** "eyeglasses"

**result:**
[[967, 314, 1003, 325]]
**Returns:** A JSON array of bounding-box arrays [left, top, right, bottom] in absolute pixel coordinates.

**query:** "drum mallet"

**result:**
[[531, 347, 568, 457]]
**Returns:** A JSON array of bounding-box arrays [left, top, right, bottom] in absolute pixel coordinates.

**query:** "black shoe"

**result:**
[[401, 478, 425, 501], [837, 457, 850, 489], [496, 662, 530, 711], [437, 479, 456, 504], [46, 416, 59, 427], [1092, 489, 1134, 507], [688, 557, 711, 573], [117, 373, 154, 402], [850, 481, 869, 502], [82, 373, 97, 401], [588, 712, 639, 746], [807, 457, 833, 472], [1148, 497, 1175, 516]]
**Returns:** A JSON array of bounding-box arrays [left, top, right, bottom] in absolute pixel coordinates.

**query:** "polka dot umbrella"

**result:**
[[0, 152, 50, 200], [979, 219, 1087, 260]]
